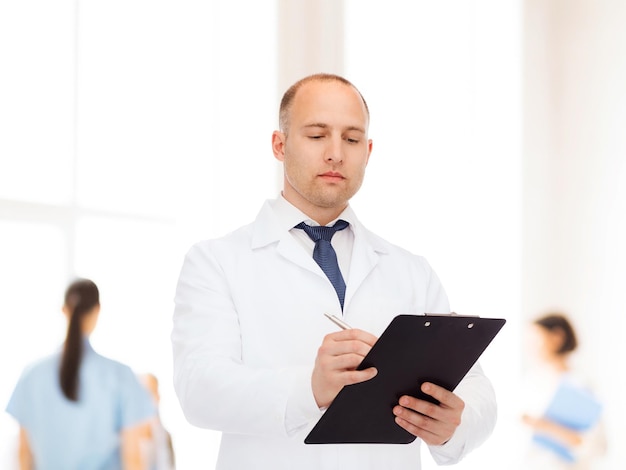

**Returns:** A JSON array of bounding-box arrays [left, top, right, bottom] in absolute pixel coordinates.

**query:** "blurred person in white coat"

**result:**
[[171, 73, 498, 470], [520, 313, 607, 469]]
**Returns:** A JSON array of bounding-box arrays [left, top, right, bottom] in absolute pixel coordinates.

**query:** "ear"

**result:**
[[365, 139, 373, 165], [272, 130, 286, 162]]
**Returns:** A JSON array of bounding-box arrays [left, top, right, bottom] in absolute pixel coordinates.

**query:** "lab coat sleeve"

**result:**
[[426, 361, 498, 465], [421, 258, 498, 464], [171, 242, 321, 438]]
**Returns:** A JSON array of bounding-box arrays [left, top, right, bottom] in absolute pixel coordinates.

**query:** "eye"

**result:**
[[308, 135, 324, 140], [346, 138, 359, 144]]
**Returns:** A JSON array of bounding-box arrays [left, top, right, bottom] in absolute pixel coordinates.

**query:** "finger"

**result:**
[[328, 328, 378, 347], [396, 393, 461, 428], [313, 365, 378, 392], [339, 366, 378, 386], [393, 414, 447, 446], [421, 382, 464, 410], [319, 336, 375, 359], [397, 395, 446, 423], [392, 404, 448, 442], [318, 353, 371, 374], [317, 342, 372, 365]]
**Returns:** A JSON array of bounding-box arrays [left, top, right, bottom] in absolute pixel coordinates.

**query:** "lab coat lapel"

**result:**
[[251, 200, 325, 278], [250, 199, 388, 293], [276, 235, 322, 275], [344, 222, 387, 308]]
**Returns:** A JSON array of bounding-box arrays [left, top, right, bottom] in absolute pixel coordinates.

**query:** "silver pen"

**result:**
[[324, 312, 352, 330]]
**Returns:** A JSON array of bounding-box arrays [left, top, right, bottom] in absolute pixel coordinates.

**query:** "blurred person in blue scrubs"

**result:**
[[5, 278, 155, 470]]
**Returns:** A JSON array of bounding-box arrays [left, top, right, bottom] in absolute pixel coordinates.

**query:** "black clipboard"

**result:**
[[304, 314, 506, 444]]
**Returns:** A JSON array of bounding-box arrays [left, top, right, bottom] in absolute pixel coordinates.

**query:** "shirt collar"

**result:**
[[82, 337, 95, 353], [271, 193, 357, 229]]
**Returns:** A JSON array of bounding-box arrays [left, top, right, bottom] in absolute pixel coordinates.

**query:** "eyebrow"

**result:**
[[302, 123, 366, 133]]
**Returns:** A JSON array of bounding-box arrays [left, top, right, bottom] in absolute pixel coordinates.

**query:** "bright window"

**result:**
[[1, 1, 522, 468], [0, 1, 277, 468]]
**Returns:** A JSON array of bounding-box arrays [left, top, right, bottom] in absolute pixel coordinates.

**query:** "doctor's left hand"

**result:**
[[392, 382, 465, 446]]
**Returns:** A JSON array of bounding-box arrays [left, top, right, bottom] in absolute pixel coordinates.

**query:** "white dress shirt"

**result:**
[[171, 195, 497, 469], [282, 195, 354, 285]]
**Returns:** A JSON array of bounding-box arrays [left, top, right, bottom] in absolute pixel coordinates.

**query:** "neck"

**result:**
[[280, 191, 347, 226], [548, 355, 569, 373], [310, 213, 343, 226]]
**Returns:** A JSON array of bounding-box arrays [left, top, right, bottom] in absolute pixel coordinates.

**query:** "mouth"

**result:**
[[319, 171, 345, 181]]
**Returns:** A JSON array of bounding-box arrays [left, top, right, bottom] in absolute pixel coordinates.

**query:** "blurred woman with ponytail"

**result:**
[[5, 278, 155, 470]]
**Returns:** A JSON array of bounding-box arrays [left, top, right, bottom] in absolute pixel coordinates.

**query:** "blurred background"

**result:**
[[0, 0, 624, 468]]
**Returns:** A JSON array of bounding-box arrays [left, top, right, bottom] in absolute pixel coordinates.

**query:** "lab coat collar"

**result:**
[[250, 198, 389, 310], [249, 197, 389, 255]]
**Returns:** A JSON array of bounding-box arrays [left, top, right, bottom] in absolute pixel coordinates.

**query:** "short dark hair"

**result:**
[[534, 312, 578, 355], [278, 73, 369, 133]]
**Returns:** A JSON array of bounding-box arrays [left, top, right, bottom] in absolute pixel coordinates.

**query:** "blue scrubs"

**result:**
[[6, 340, 155, 470]]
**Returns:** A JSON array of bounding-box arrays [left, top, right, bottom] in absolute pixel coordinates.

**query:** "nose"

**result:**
[[325, 136, 344, 163]]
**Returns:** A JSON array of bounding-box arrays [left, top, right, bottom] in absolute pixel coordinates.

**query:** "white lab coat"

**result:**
[[172, 198, 497, 470]]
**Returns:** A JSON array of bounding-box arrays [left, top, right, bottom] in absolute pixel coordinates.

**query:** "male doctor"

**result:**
[[171, 73, 497, 469]]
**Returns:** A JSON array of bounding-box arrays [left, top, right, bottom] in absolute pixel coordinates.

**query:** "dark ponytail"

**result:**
[[59, 278, 99, 401]]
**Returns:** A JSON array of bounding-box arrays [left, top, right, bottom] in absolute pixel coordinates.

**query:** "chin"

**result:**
[[313, 194, 350, 209]]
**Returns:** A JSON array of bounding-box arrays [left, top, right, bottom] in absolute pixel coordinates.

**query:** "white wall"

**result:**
[[4, 0, 623, 469], [523, 0, 626, 467], [0, 1, 278, 468], [345, 2, 522, 468]]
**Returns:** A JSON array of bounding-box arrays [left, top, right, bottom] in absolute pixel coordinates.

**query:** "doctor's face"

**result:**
[[272, 80, 373, 219]]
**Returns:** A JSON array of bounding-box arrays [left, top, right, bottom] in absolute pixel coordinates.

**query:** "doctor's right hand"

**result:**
[[311, 328, 378, 409]]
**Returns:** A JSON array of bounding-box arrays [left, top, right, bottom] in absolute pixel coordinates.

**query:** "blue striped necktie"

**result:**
[[295, 219, 350, 310]]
